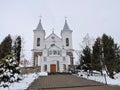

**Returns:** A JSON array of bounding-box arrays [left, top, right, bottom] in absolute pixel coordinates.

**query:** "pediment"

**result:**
[[48, 44, 61, 50], [45, 33, 61, 42]]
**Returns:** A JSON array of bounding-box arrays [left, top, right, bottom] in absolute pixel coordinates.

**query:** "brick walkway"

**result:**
[[27, 75, 120, 90]]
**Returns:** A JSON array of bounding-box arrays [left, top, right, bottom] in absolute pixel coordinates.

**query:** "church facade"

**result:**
[[32, 19, 74, 73]]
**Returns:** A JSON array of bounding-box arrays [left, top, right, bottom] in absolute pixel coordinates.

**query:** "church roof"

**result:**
[[36, 19, 44, 30], [63, 19, 70, 30]]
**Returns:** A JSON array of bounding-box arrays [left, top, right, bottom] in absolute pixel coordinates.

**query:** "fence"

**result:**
[[20, 66, 40, 74]]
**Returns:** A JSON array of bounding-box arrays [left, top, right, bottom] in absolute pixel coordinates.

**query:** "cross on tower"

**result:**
[[52, 28, 54, 33], [38, 15, 42, 19], [64, 16, 67, 20]]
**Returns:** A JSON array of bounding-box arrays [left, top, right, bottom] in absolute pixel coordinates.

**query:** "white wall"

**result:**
[[33, 30, 73, 72], [45, 33, 62, 49], [39, 56, 70, 72], [33, 30, 45, 50], [61, 30, 73, 50]]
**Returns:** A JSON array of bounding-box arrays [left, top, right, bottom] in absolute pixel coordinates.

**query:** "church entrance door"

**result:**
[[50, 64, 56, 73]]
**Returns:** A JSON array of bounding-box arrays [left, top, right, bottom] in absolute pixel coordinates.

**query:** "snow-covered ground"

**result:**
[[0, 71, 120, 90], [77, 71, 120, 86], [0, 73, 39, 90]]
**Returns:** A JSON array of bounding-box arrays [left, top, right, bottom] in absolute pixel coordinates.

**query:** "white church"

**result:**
[[32, 19, 74, 73]]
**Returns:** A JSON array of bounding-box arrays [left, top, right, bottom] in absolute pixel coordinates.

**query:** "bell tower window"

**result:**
[[37, 38, 40, 46], [66, 38, 69, 46]]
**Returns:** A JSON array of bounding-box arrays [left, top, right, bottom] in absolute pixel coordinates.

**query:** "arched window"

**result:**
[[63, 64, 66, 72], [48, 50, 61, 56], [37, 38, 40, 46], [66, 38, 69, 46], [44, 65, 47, 71]]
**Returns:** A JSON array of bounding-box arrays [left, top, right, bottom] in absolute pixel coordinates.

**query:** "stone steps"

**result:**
[[48, 72, 72, 75], [27, 75, 104, 90]]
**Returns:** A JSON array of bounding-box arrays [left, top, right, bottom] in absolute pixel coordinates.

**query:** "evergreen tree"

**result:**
[[102, 34, 116, 78], [92, 37, 102, 72], [80, 46, 92, 72], [0, 35, 12, 60], [13, 36, 21, 64], [114, 44, 120, 72], [0, 35, 21, 87], [0, 54, 21, 87], [91, 34, 120, 78]]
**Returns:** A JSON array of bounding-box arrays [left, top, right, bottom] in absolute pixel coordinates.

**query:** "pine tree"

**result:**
[[92, 37, 102, 72], [102, 34, 116, 79], [13, 36, 21, 64], [80, 46, 92, 72], [0, 54, 21, 87], [0, 35, 21, 87], [114, 44, 120, 72], [91, 34, 120, 78], [0, 35, 12, 60]]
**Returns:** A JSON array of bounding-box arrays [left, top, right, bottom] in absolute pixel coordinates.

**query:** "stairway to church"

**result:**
[[27, 74, 105, 90], [48, 72, 72, 75]]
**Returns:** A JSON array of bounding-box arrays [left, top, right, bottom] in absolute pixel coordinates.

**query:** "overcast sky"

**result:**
[[0, 0, 120, 61]]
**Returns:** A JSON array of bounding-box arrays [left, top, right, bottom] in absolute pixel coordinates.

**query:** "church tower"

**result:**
[[61, 20, 74, 65], [32, 19, 45, 66]]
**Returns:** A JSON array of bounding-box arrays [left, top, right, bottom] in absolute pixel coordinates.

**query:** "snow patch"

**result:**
[[77, 71, 120, 86], [39, 72, 48, 76], [0, 73, 40, 90]]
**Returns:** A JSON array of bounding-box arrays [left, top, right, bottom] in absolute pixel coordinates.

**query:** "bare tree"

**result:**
[[81, 33, 95, 49], [75, 50, 82, 64], [77, 34, 95, 62], [76, 34, 95, 75]]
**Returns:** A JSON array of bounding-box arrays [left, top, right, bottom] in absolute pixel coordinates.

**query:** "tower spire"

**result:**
[[63, 17, 70, 30], [36, 16, 44, 30]]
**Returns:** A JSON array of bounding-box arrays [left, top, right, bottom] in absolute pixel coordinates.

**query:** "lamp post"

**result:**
[[100, 39, 104, 75], [100, 38, 107, 85]]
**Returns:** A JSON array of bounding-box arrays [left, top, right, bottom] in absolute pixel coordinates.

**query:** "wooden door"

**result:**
[[50, 64, 56, 73]]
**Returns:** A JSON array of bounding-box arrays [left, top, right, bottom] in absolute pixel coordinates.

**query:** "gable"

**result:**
[[48, 44, 61, 50], [45, 33, 61, 42]]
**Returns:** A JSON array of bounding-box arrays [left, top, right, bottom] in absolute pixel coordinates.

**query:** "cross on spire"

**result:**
[[52, 28, 54, 33], [38, 16, 42, 19], [63, 17, 70, 30], [36, 16, 44, 30], [64, 16, 67, 20]]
